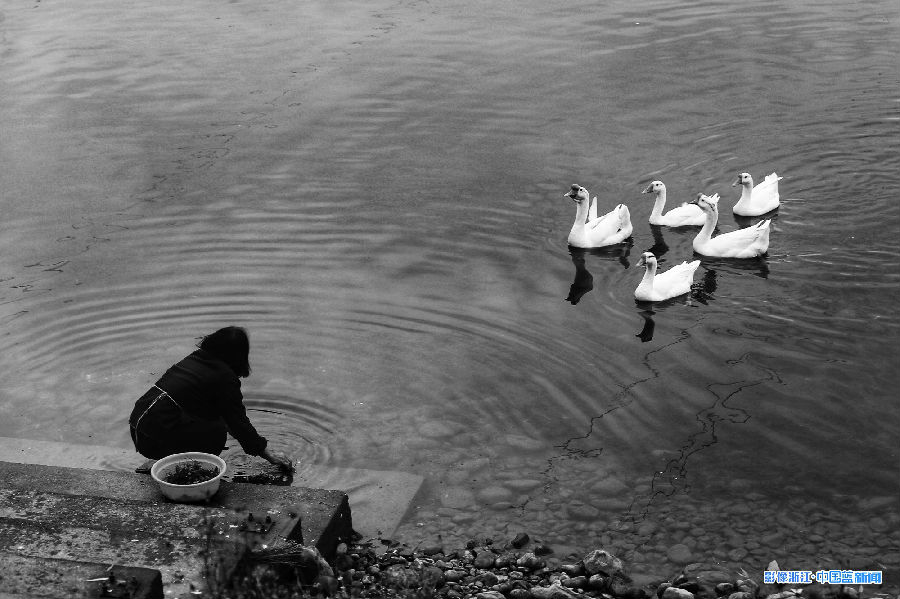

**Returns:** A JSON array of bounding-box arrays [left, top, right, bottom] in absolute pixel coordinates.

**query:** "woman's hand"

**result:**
[[261, 448, 294, 472]]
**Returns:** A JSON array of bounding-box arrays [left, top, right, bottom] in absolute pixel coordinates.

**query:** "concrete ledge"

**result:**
[[0, 461, 351, 597], [0, 552, 163, 599], [0, 436, 422, 540]]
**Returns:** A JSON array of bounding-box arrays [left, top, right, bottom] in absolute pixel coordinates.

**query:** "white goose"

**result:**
[[634, 252, 701, 302], [732, 172, 782, 216], [565, 184, 633, 248], [692, 193, 770, 258], [642, 180, 706, 227]]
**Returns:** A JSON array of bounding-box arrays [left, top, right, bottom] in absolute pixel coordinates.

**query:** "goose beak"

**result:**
[[641, 184, 653, 194], [565, 185, 584, 201], [731, 176, 741, 187], [690, 194, 702, 205], [637, 255, 646, 267]]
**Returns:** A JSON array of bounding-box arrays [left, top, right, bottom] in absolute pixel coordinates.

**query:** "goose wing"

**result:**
[[663, 202, 706, 226], [656, 260, 701, 295]]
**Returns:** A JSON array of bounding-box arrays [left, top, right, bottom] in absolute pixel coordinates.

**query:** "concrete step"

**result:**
[[0, 461, 351, 598], [0, 436, 423, 540], [0, 552, 162, 599]]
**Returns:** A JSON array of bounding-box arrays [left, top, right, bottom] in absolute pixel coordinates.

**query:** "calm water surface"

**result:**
[[1, 0, 898, 578]]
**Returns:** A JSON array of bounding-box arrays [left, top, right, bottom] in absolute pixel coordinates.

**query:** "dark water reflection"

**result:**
[[1, 0, 898, 576]]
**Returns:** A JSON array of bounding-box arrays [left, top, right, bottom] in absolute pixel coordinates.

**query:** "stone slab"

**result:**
[[0, 436, 422, 539], [0, 552, 163, 599], [0, 461, 351, 551], [0, 461, 350, 597]]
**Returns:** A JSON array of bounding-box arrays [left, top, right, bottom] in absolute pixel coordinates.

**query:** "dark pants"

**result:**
[[129, 387, 227, 459]]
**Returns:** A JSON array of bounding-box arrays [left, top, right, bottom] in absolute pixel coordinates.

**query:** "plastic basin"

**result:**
[[150, 452, 227, 502]]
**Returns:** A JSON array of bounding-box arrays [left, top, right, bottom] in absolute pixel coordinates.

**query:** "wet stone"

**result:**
[[562, 576, 588, 589], [663, 587, 695, 599], [444, 569, 464, 583], [567, 503, 600, 521], [583, 549, 625, 576], [728, 547, 749, 562], [666, 544, 693, 564], [589, 573, 609, 591], [441, 487, 476, 508], [592, 476, 629, 494], [867, 516, 889, 533], [506, 479, 544, 491], [531, 582, 582, 599], [560, 563, 585, 577], [517, 553, 546, 570], [478, 486, 513, 503], [475, 552, 497, 569], [716, 583, 735, 596]]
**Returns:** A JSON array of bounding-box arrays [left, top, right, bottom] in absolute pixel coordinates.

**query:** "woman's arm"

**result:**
[[219, 378, 293, 470], [219, 380, 269, 457]]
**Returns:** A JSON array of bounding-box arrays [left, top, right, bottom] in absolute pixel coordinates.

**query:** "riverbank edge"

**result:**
[[226, 532, 896, 599]]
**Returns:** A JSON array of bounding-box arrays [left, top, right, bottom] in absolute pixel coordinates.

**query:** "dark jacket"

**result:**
[[129, 349, 267, 459]]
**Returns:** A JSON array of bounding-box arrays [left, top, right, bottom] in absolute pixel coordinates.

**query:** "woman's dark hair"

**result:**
[[198, 326, 251, 377]]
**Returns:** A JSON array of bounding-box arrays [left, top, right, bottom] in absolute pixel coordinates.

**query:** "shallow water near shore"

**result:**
[[1, 0, 898, 585]]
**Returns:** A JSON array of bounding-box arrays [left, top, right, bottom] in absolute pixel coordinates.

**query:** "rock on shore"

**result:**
[[275, 533, 893, 599]]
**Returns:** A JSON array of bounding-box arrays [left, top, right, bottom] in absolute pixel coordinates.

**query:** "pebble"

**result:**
[[562, 576, 588, 589], [858, 496, 897, 511], [567, 503, 600, 521], [867, 516, 889, 532], [441, 487, 476, 509], [727, 548, 748, 561], [666, 544, 692, 564], [516, 552, 545, 570], [531, 582, 582, 599], [475, 552, 497, 569], [444, 569, 464, 583], [582, 549, 624, 576], [478, 485, 514, 503], [591, 476, 629, 494], [662, 587, 694, 599]]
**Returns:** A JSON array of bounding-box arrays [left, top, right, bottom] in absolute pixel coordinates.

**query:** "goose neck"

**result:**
[[696, 209, 717, 242], [650, 190, 666, 218], [637, 261, 657, 295], [734, 184, 753, 209], [572, 199, 590, 230]]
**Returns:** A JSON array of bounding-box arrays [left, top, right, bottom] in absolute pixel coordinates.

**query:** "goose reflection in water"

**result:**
[[566, 248, 593, 305], [635, 311, 655, 342], [646, 225, 670, 260], [690, 268, 718, 305], [633, 266, 719, 341], [588, 241, 632, 269], [565, 244, 633, 305]]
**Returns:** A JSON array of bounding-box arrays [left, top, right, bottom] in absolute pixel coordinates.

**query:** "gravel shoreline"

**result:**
[[238, 532, 896, 599]]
